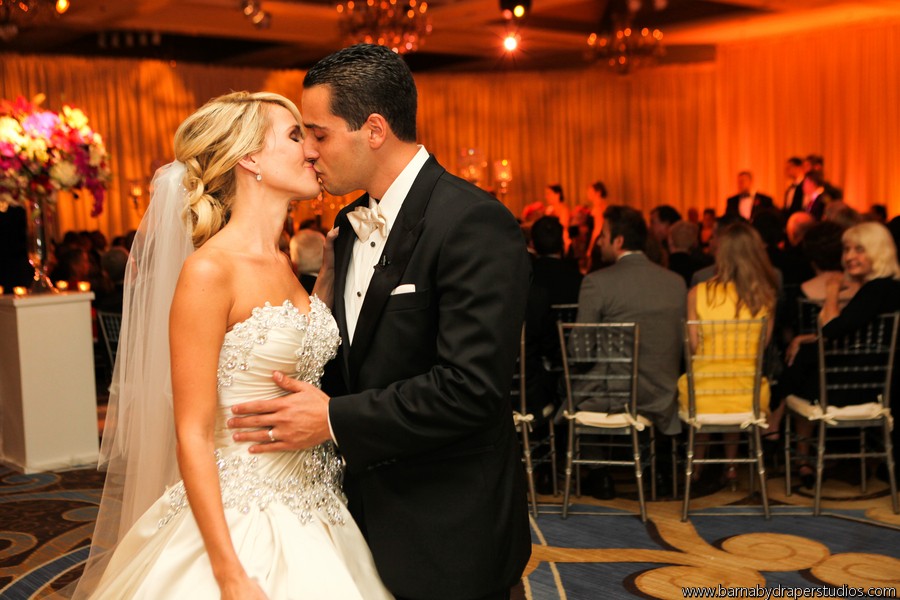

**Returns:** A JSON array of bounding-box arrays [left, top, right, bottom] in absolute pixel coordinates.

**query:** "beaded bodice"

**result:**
[[160, 296, 346, 529], [217, 295, 340, 393]]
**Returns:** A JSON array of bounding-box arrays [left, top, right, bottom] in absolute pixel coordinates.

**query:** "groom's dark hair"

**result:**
[[303, 44, 417, 142]]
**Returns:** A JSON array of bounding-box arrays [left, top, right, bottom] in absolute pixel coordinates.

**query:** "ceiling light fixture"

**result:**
[[336, 0, 432, 55], [586, 0, 665, 74], [499, 0, 530, 21], [240, 0, 270, 30]]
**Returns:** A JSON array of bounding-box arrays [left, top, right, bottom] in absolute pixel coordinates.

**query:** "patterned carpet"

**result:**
[[2, 462, 899, 599]]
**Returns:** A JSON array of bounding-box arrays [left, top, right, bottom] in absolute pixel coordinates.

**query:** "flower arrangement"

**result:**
[[0, 94, 110, 217]]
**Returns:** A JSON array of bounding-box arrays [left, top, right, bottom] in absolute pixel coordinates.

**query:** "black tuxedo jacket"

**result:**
[[785, 183, 805, 214], [325, 156, 532, 599], [725, 192, 774, 220]]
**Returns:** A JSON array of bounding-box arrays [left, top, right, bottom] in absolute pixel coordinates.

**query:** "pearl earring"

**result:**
[[256, 171, 262, 182]]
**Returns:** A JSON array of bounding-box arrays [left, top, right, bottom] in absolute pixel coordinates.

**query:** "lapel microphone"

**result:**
[[379, 255, 391, 268]]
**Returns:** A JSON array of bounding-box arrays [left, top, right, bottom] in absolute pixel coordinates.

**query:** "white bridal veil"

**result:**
[[68, 161, 194, 598]]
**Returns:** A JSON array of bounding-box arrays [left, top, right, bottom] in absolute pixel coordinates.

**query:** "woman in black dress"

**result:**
[[785, 221, 900, 486]]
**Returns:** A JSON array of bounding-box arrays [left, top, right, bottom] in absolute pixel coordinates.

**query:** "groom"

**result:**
[[229, 44, 532, 600]]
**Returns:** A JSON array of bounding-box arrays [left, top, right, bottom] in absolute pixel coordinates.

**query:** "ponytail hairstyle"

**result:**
[[173, 91, 302, 248]]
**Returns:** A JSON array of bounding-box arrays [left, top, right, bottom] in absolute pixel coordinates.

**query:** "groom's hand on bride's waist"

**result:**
[[228, 371, 332, 453]]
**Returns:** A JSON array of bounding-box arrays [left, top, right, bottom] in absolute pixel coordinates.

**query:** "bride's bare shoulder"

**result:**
[[179, 245, 234, 289]]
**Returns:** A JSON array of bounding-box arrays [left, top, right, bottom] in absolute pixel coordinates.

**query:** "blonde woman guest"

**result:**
[[787, 222, 900, 487], [678, 222, 777, 485], [75, 92, 391, 599]]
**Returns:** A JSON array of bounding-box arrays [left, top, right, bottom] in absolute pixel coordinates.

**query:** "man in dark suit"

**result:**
[[229, 44, 531, 600], [801, 169, 832, 220], [574, 205, 684, 498], [724, 171, 774, 221], [530, 215, 582, 305], [783, 156, 806, 215]]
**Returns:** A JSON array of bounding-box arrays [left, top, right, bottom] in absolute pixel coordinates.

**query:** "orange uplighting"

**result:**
[[56, 0, 69, 14]]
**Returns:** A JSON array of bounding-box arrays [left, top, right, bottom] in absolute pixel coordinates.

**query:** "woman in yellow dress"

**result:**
[[678, 222, 778, 485]]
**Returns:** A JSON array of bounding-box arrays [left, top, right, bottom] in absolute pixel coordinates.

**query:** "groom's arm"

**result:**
[[328, 196, 530, 470]]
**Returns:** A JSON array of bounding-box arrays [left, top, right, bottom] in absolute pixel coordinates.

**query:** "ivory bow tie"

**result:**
[[347, 204, 387, 242]]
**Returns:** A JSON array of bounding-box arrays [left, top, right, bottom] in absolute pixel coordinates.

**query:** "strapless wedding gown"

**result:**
[[90, 297, 393, 599]]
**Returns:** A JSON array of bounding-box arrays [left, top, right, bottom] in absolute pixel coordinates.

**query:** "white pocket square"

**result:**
[[390, 284, 416, 296]]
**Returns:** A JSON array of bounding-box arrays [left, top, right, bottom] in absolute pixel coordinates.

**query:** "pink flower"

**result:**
[[0, 96, 109, 215], [21, 110, 59, 140]]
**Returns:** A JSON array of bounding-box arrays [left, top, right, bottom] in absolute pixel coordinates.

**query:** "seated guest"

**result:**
[[868, 204, 888, 224], [690, 212, 746, 287], [49, 244, 90, 288], [889, 216, 900, 253], [575, 205, 685, 498], [823, 200, 862, 229], [530, 216, 582, 306], [786, 211, 816, 250], [667, 220, 703, 286], [289, 228, 326, 294], [798, 222, 859, 304], [95, 247, 129, 312], [648, 204, 682, 266], [678, 222, 777, 485], [725, 171, 774, 222], [699, 208, 716, 254], [770, 221, 858, 437], [783, 221, 900, 487]]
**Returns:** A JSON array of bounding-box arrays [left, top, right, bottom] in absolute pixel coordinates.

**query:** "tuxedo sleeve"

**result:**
[[328, 199, 530, 470]]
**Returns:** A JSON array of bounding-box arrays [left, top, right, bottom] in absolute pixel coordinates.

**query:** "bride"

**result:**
[[71, 91, 392, 599]]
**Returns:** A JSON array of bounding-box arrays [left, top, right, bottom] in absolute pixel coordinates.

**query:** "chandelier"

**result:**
[[586, 0, 665, 74], [0, 0, 69, 41], [335, 0, 432, 55], [586, 23, 663, 74]]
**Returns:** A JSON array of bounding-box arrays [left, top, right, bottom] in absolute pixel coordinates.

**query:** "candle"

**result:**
[[0, 285, 4, 295], [13, 286, 27, 296], [56, 280, 69, 291], [77, 281, 91, 292]]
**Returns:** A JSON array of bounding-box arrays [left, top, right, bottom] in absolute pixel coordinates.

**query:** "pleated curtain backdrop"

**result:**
[[2, 16, 898, 238], [715, 19, 900, 213]]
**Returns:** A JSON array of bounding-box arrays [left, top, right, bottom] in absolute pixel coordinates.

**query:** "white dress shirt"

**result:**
[[343, 145, 430, 344], [738, 191, 756, 221]]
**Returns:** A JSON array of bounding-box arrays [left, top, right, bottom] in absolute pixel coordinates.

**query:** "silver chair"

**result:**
[[796, 297, 824, 336], [784, 312, 899, 515], [512, 325, 559, 517], [546, 303, 579, 373], [549, 304, 579, 328], [558, 322, 655, 521], [96, 310, 123, 367], [680, 318, 770, 521]]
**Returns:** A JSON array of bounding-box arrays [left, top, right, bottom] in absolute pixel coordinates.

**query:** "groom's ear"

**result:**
[[364, 113, 388, 149]]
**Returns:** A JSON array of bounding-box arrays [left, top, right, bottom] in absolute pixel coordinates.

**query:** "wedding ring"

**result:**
[[267, 428, 276, 443]]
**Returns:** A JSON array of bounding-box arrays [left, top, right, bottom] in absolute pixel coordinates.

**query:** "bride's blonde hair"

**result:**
[[173, 91, 303, 248]]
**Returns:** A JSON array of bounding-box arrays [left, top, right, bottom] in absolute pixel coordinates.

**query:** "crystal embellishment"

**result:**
[[157, 296, 346, 530], [158, 444, 346, 529], [216, 297, 340, 390]]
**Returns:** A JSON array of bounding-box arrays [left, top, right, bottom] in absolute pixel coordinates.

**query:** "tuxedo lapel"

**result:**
[[334, 193, 370, 384], [347, 156, 444, 384]]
